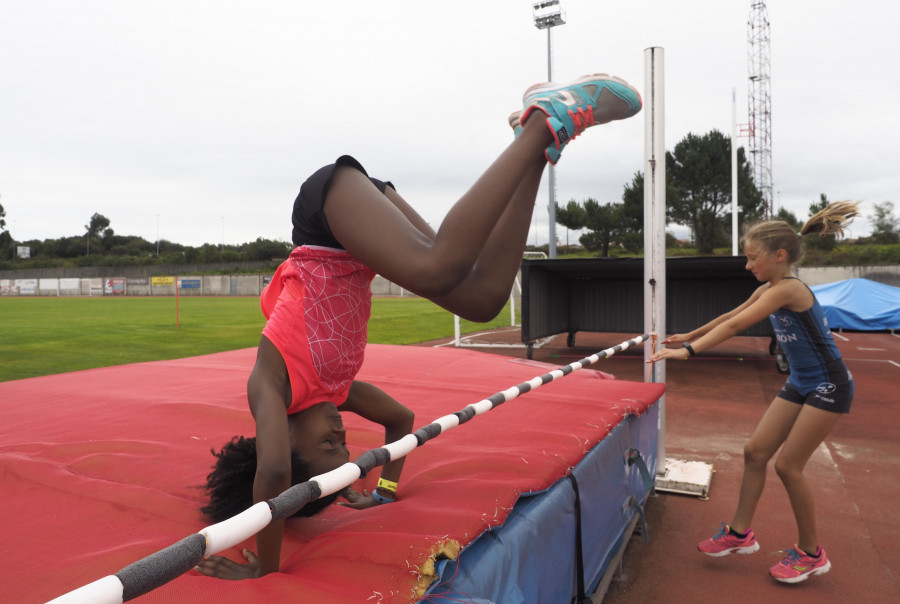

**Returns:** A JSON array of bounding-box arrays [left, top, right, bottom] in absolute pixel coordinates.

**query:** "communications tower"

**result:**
[[747, 1, 773, 218]]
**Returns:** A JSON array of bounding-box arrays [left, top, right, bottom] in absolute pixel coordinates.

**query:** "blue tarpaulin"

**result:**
[[810, 278, 900, 331]]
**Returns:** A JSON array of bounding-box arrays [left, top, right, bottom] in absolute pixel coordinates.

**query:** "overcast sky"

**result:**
[[2, 0, 898, 249]]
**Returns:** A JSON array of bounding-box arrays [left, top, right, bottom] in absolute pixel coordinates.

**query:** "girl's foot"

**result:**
[[520, 73, 642, 164], [769, 545, 832, 583], [508, 110, 522, 137], [697, 521, 760, 557]]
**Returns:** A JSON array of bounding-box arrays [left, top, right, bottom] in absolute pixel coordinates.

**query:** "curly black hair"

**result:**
[[201, 435, 339, 523]]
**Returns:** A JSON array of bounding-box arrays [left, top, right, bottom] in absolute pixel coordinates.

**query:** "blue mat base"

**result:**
[[425, 402, 659, 604]]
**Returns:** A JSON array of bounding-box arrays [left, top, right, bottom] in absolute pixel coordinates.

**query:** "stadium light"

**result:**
[[532, 1, 566, 258]]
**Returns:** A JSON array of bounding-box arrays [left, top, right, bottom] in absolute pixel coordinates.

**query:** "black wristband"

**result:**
[[683, 342, 696, 357]]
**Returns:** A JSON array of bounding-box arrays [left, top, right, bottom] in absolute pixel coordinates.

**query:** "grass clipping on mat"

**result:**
[[414, 539, 461, 598]]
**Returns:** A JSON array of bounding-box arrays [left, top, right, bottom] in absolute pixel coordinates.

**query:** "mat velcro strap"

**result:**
[[625, 448, 654, 493]]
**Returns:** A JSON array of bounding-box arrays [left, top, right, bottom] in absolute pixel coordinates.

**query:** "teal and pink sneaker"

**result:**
[[508, 110, 523, 138], [520, 73, 642, 164], [769, 545, 832, 583], [697, 522, 760, 557]]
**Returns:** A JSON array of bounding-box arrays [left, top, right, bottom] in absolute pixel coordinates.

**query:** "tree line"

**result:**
[[2, 130, 898, 267], [0, 200, 291, 268], [556, 130, 899, 255]]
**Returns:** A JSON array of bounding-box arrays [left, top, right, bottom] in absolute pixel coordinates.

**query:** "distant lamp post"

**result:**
[[533, 0, 565, 30], [533, 1, 566, 258]]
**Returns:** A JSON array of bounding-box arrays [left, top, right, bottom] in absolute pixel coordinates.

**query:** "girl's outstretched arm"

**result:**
[[339, 381, 414, 508], [246, 339, 294, 576], [196, 338, 292, 579], [664, 284, 769, 345], [651, 282, 795, 362]]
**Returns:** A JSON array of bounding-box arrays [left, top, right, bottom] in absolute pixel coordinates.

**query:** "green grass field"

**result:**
[[0, 296, 520, 382]]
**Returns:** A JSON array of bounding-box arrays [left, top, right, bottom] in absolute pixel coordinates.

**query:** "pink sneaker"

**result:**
[[769, 545, 831, 583], [697, 522, 760, 557]]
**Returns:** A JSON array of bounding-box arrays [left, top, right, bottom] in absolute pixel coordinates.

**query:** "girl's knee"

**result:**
[[743, 441, 773, 467], [416, 269, 468, 299], [774, 456, 803, 482], [449, 294, 509, 323], [467, 298, 508, 323]]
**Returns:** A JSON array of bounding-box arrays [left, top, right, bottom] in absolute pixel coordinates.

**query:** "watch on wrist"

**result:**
[[371, 489, 395, 505]]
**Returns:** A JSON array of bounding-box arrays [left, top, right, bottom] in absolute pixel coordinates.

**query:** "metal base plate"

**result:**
[[655, 458, 714, 499]]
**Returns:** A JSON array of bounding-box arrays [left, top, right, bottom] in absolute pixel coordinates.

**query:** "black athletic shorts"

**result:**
[[777, 372, 854, 414], [291, 155, 395, 249]]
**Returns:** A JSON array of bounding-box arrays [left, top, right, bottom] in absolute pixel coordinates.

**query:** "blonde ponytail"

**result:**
[[741, 200, 861, 266], [800, 200, 861, 238]]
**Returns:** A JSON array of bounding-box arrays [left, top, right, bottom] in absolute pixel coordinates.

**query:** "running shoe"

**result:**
[[520, 73, 642, 164], [508, 110, 522, 138], [697, 522, 760, 557], [769, 545, 831, 583]]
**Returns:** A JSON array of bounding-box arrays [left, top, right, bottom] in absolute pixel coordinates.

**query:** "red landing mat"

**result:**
[[0, 344, 664, 603]]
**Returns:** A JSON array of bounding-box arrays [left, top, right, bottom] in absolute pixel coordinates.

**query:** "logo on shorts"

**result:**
[[816, 382, 836, 395]]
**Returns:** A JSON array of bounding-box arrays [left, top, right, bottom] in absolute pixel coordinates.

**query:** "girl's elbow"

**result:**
[[394, 406, 415, 432], [255, 464, 290, 492], [722, 321, 744, 338], [402, 407, 415, 430], [386, 407, 415, 438]]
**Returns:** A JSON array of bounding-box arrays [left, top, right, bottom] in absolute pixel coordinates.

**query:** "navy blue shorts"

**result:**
[[777, 376, 854, 414]]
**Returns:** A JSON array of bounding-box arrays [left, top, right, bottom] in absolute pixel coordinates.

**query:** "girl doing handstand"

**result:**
[[196, 73, 643, 580]]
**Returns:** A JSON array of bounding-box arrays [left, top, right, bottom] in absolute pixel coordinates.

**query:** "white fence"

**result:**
[[0, 274, 415, 298], [4, 266, 899, 298]]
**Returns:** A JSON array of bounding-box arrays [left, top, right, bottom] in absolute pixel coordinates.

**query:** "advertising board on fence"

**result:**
[[16, 279, 38, 295], [178, 277, 201, 289], [104, 278, 126, 295], [39, 278, 59, 293]]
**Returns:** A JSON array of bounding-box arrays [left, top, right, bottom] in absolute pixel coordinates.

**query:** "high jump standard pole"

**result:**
[[645, 47, 714, 497], [643, 47, 667, 476]]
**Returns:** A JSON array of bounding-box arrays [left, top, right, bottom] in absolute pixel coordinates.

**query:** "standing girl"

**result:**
[[196, 73, 643, 580], [650, 201, 860, 583]]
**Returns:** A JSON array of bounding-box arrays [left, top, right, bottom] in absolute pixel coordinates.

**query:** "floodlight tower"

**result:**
[[533, 1, 565, 258], [748, 1, 773, 219]]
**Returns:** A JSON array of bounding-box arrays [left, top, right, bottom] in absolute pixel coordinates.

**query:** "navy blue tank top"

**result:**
[[769, 278, 847, 392]]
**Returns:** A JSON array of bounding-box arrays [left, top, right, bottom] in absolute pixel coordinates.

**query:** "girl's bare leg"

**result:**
[[731, 398, 800, 533], [323, 117, 553, 303], [428, 153, 545, 320], [774, 405, 841, 554]]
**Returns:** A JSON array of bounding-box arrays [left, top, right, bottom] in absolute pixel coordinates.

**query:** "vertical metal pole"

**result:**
[[643, 47, 667, 476], [732, 88, 739, 256], [547, 26, 558, 259]]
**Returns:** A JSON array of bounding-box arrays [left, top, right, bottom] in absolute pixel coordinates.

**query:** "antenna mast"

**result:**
[[747, 1, 773, 218]]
